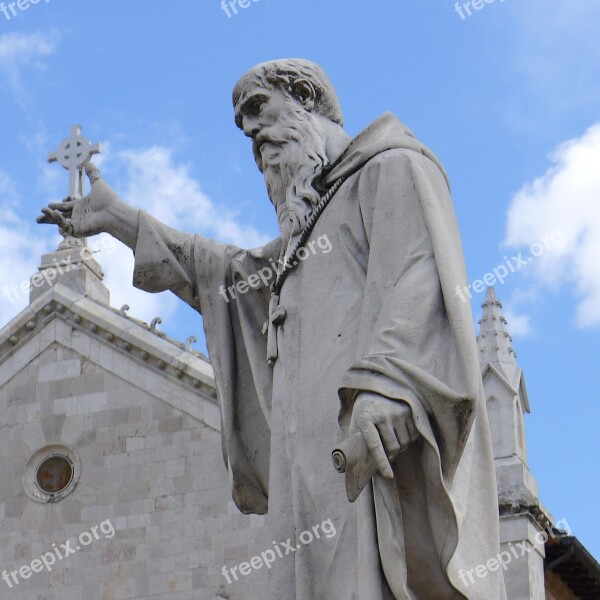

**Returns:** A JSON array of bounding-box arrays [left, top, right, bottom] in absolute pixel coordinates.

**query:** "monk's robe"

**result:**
[[131, 113, 507, 600]]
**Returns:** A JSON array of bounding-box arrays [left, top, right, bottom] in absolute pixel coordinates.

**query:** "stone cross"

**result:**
[[48, 125, 102, 199]]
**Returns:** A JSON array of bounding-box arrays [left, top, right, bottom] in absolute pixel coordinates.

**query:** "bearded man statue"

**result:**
[[39, 59, 507, 600]]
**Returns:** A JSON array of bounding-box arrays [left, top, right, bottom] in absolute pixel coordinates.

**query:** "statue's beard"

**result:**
[[255, 108, 329, 239]]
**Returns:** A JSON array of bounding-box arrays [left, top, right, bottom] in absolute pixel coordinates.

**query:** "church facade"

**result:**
[[0, 239, 598, 599]]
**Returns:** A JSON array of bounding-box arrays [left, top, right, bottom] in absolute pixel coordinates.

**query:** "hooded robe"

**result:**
[[131, 113, 507, 600]]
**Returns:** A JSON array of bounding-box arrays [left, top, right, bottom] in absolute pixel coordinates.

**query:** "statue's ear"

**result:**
[[290, 79, 316, 111]]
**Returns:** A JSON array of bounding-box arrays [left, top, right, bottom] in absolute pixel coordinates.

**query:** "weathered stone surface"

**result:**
[[0, 295, 267, 599]]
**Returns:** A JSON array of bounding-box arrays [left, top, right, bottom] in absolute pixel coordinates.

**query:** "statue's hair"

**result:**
[[233, 59, 343, 128]]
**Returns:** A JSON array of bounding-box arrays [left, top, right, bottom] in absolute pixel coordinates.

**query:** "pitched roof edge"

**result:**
[[0, 283, 217, 405]]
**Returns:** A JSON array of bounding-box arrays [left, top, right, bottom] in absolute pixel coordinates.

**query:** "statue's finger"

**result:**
[[42, 208, 73, 233], [85, 162, 101, 185], [38, 207, 59, 223], [393, 423, 411, 450], [361, 422, 393, 479], [37, 212, 54, 224], [57, 213, 74, 234], [50, 209, 66, 226], [376, 423, 401, 459], [48, 201, 75, 212]]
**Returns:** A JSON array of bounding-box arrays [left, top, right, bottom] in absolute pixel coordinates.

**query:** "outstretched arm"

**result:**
[[37, 163, 140, 251], [38, 162, 201, 308]]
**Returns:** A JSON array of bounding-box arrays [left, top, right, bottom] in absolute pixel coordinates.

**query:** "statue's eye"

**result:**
[[245, 96, 265, 117], [248, 99, 262, 115]]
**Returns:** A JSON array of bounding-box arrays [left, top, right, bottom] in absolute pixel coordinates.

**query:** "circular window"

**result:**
[[23, 444, 80, 503], [36, 455, 74, 494]]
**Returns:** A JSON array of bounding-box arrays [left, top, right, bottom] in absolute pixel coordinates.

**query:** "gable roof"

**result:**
[[481, 363, 531, 413], [0, 282, 221, 431]]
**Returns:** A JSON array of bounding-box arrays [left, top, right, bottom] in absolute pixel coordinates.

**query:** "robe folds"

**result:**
[[131, 113, 507, 600]]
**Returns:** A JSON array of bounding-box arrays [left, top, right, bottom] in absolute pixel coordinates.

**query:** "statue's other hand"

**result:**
[[37, 163, 116, 237], [350, 392, 420, 479]]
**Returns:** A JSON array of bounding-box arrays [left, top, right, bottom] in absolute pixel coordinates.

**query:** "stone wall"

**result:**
[[0, 340, 268, 599]]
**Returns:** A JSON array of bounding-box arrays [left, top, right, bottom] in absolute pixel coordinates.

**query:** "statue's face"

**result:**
[[234, 86, 301, 168], [234, 82, 330, 239]]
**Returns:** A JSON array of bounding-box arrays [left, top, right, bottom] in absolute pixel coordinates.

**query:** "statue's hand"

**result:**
[[37, 163, 116, 237], [350, 392, 420, 479]]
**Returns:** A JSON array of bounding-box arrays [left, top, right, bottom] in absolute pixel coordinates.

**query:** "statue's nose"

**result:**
[[243, 116, 262, 138]]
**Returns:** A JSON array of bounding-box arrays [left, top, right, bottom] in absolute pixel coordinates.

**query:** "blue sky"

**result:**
[[0, 0, 598, 557]]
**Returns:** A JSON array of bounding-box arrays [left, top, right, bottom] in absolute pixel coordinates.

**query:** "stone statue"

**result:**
[[39, 59, 507, 600]]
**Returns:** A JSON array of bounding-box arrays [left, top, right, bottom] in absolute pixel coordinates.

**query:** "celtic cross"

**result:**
[[48, 125, 102, 199]]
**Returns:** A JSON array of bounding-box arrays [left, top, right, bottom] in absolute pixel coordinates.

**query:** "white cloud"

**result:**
[[0, 31, 55, 62], [0, 31, 57, 106], [504, 123, 600, 329], [90, 146, 270, 325], [0, 171, 52, 321], [503, 308, 533, 339], [114, 147, 269, 247]]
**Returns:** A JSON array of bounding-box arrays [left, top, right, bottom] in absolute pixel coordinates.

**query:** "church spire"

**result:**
[[476, 286, 518, 385], [477, 292, 549, 600]]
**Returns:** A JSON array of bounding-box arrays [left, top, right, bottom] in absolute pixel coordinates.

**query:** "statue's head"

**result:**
[[233, 59, 346, 238]]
